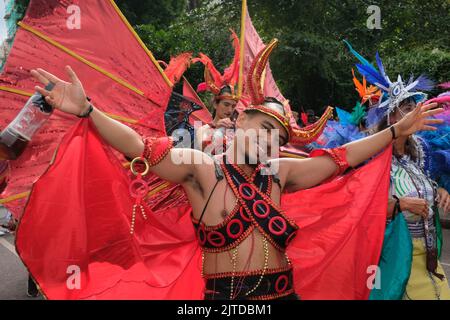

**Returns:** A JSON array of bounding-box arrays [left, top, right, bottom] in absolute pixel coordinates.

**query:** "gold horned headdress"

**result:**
[[244, 39, 333, 146]]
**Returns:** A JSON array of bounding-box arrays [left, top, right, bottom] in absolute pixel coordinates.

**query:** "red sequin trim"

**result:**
[[239, 207, 252, 223], [247, 289, 295, 301], [142, 136, 174, 167], [309, 146, 349, 177], [239, 183, 256, 200], [197, 225, 206, 246], [275, 275, 289, 293], [226, 219, 244, 239], [285, 231, 297, 247], [202, 265, 292, 279], [207, 231, 226, 248], [269, 216, 287, 236], [201, 225, 254, 253], [252, 200, 270, 219], [221, 162, 299, 252]]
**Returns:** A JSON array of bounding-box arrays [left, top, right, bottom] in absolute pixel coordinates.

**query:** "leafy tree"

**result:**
[[114, 0, 187, 28], [12, 0, 450, 114], [134, 0, 242, 104]]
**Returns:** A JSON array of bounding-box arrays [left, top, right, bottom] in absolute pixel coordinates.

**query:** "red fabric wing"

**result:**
[[16, 121, 390, 300], [0, 0, 172, 218], [182, 80, 213, 126], [16, 119, 203, 299], [283, 147, 392, 299]]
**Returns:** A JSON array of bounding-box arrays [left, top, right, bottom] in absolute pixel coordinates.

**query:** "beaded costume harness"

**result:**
[[192, 156, 298, 253]]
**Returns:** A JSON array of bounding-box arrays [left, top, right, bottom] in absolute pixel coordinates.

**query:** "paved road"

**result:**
[[1, 228, 449, 300], [0, 232, 43, 300]]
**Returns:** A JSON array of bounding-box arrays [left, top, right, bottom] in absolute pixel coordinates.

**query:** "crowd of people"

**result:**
[[0, 2, 449, 301]]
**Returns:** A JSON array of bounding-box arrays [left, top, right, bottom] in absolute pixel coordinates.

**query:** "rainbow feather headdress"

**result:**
[[344, 40, 434, 127], [351, 69, 382, 106]]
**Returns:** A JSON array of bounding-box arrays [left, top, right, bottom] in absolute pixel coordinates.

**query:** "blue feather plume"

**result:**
[[343, 40, 374, 69], [336, 107, 352, 126], [366, 104, 388, 128], [412, 75, 435, 92], [345, 40, 390, 90], [375, 52, 390, 85], [356, 63, 390, 91]]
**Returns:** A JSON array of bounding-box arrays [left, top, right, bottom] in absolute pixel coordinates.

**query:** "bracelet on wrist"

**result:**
[[77, 96, 94, 118], [390, 125, 397, 140], [392, 195, 401, 219]]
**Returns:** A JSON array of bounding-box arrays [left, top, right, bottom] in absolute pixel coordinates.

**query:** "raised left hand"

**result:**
[[394, 103, 444, 137]]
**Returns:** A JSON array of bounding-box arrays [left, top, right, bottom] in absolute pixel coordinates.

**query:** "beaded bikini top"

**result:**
[[192, 157, 299, 253]]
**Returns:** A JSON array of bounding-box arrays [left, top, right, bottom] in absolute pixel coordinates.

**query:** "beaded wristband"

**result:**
[[309, 146, 349, 177], [77, 96, 93, 118], [142, 136, 174, 167], [390, 126, 397, 140]]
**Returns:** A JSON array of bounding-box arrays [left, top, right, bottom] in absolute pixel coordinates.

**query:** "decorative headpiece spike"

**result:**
[[244, 39, 332, 147], [290, 106, 334, 146], [193, 30, 241, 100], [247, 39, 279, 105]]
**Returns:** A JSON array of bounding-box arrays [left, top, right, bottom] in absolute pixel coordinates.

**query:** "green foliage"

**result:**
[[14, 0, 450, 114], [114, 0, 187, 27], [132, 0, 242, 102], [127, 0, 449, 114]]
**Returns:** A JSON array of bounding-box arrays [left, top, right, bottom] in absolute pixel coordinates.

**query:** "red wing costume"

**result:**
[[16, 118, 391, 300], [0, 0, 211, 217], [9, 0, 391, 300]]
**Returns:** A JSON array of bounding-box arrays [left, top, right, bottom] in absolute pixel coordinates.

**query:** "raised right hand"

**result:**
[[31, 65, 89, 116], [400, 197, 429, 218]]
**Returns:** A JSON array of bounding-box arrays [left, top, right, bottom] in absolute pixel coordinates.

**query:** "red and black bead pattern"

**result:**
[[192, 163, 273, 253], [221, 160, 299, 251], [204, 267, 297, 300]]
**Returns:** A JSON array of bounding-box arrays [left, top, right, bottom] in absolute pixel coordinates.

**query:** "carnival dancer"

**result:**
[[193, 31, 240, 153], [347, 42, 450, 300], [386, 99, 450, 300], [20, 40, 443, 300]]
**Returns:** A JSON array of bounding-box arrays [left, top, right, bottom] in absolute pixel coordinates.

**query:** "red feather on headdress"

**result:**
[[193, 30, 240, 97], [163, 52, 193, 85]]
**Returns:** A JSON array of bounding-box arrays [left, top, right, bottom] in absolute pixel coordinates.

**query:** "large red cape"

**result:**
[[16, 120, 391, 300]]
